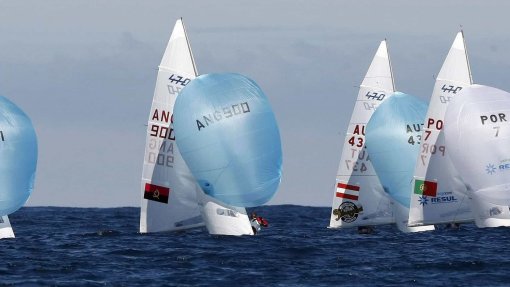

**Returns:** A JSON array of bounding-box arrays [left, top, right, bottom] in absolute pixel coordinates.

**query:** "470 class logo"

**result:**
[[333, 202, 363, 223]]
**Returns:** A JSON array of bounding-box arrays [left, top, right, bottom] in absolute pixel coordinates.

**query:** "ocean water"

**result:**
[[2, 205, 510, 286]]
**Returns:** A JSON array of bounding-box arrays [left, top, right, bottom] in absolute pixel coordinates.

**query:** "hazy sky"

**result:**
[[1, 1, 510, 207]]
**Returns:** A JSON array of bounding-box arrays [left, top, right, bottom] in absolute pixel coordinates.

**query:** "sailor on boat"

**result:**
[[357, 226, 374, 234], [250, 212, 268, 234]]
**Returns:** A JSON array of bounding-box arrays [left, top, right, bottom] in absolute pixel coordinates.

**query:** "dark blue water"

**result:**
[[2, 205, 510, 286]]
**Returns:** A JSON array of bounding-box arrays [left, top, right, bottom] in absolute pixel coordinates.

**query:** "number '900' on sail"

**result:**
[[328, 41, 395, 229]]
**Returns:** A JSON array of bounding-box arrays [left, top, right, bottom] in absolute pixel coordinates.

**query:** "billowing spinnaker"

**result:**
[[174, 73, 282, 207], [366, 92, 427, 208], [444, 84, 510, 206], [366, 92, 434, 232], [0, 96, 37, 216]]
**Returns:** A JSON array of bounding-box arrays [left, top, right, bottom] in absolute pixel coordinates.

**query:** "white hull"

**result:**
[[394, 203, 434, 233], [471, 195, 510, 228], [198, 193, 253, 236], [0, 216, 15, 239]]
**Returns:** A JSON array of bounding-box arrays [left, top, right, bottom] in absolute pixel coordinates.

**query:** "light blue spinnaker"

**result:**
[[0, 96, 37, 216], [366, 92, 427, 208], [366, 92, 434, 232], [173, 73, 282, 207]]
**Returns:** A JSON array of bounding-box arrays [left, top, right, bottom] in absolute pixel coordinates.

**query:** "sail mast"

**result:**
[[461, 30, 473, 85], [385, 39, 396, 92], [181, 18, 198, 77]]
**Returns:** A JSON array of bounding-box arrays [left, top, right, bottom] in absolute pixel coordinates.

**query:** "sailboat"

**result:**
[[0, 95, 38, 239], [140, 19, 253, 235], [365, 93, 435, 233], [328, 41, 394, 229], [173, 73, 282, 234], [444, 84, 510, 227], [408, 31, 473, 227]]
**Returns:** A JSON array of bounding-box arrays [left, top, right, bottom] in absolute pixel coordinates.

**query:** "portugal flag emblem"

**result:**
[[144, 183, 170, 204], [414, 179, 437, 197]]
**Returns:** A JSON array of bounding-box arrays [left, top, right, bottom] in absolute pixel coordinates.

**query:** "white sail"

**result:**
[[0, 215, 14, 239], [444, 84, 510, 228], [140, 19, 204, 233], [140, 19, 252, 235], [329, 41, 395, 228], [408, 31, 473, 226]]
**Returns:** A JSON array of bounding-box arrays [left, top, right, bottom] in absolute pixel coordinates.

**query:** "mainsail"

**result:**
[[328, 41, 395, 228], [408, 31, 473, 226], [444, 84, 510, 227], [140, 19, 204, 233], [366, 93, 434, 233]]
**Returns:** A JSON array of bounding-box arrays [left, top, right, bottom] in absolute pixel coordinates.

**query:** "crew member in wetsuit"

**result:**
[[250, 212, 268, 234], [357, 225, 374, 234]]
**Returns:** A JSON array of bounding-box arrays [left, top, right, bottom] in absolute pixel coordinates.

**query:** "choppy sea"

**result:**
[[2, 205, 510, 286]]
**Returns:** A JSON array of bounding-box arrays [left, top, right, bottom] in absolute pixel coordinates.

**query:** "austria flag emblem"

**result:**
[[144, 183, 170, 204], [335, 182, 360, 201]]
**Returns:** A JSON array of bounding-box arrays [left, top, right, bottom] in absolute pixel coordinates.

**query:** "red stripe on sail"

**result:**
[[335, 192, 358, 200], [337, 183, 360, 192], [145, 183, 170, 196]]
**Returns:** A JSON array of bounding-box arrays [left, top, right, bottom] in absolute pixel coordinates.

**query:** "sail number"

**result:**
[[150, 125, 175, 140], [147, 138, 174, 167], [441, 84, 462, 94], [348, 136, 364, 147], [365, 91, 385, 101], [167, 74, 191, 95], [345, 160, 368, 173], [480, 113, 508, 138], [406, 123, 423, 146], [168, 74, 191, 86]]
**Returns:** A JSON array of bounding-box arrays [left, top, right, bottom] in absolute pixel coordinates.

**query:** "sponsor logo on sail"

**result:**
[[417, 192, 458, 206], [485, 160, 510, 175], [333, 201, 363, 223], [413, 179, 437, 197], [144, 183, 170, 204], [418, 196, 429, 206], [486, 163, 497, 175]]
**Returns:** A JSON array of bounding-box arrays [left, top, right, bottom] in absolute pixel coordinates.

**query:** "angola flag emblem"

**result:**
[[414, 179, 437, 197], [144, 183, 170, 204]]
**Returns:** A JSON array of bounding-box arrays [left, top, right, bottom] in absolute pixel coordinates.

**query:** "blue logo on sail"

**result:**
[[486, 163, 496, 175]]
